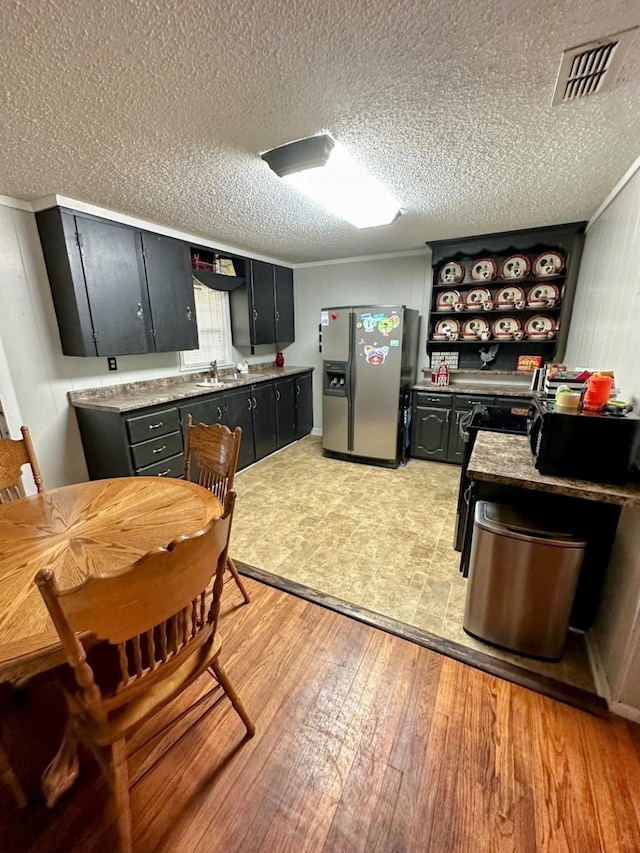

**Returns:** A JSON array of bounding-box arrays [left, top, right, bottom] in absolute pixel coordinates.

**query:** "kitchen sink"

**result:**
[[195, 380, 225, 388]]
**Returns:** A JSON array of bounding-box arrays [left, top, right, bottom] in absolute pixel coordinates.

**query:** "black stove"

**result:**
[[454, 400, 531, 556]]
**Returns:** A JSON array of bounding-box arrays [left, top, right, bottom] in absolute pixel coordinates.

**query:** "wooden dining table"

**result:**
[[0, 476, 223, 684]]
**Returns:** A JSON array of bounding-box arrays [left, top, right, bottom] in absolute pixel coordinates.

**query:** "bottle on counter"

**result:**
[[583, 374, 614, 413], [275, 351, 284, 368]]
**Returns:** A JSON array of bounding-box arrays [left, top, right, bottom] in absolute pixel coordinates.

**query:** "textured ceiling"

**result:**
[[1, 0, 639, 263]]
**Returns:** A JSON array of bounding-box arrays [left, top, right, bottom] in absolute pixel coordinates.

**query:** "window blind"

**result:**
[[181, 282, 232, 368]]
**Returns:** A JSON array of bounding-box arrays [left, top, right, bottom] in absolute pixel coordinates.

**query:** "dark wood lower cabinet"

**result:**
[[224, 388, 256, 470], [295, 373, 313, 439], [275, 377, 297, 449], [74, 372, 314, 480], [410, 406, 450, 461], [252, 383, 278, 462]]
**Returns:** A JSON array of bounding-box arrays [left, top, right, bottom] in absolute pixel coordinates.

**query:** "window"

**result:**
[[180, 282, 233, 370]]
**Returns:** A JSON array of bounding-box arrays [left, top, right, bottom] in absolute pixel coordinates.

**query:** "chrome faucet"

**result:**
[[209, 360, 219, 382]]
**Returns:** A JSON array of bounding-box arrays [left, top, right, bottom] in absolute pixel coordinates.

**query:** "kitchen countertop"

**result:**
[[68, 366, 313, 414], [412, 381, 533, 398], [468, 432, 640, 507]]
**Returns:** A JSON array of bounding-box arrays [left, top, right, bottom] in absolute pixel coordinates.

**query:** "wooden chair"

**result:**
[[0, 425, 44, 503], [35, 491, 254, 853], [183, 416, 250, 604], [0, 425, 44, 806]]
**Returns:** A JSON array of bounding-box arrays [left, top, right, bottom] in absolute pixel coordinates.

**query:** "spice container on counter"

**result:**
[[583, 374, 614, 413], [554, 388, 582, 412]]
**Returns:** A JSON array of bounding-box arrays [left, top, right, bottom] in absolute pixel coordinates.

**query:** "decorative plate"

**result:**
[[462, 316, 490, 339], [527, 282, 560, 307], [469, 258, 498, 281], [532, 251, 565, 278], [495, 284, 526, 309], [438, 260, 465, 284], [436, 289, 462, 311], [491, 316, 521, 339], [465, 287, 492, 308], [433, 317, 461, 339], [500, 254, 531, 279], [525, 314, 556, 338]]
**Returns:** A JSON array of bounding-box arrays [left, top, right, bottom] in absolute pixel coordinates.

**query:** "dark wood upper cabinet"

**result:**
[[251, 260, 278, 345], [78, 216, 153, 356], [141, 233, 198, 353], [274, 266, 295, 344], [230, 260, 295, 349], [36, 207, 199, 357]]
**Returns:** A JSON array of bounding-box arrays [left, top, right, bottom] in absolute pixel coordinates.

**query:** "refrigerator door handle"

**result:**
[[347, 311, 357, 452]]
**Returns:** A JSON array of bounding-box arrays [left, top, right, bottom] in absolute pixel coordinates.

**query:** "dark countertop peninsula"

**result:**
[[68, 366, 314, 414], [468, 432, 640, 507]]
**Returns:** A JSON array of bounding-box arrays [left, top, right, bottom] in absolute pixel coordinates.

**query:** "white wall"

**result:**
[[287, 253, 431, 431], [567, 164, 640, 720], [564, 167, 640, 406], [0, 202, 279, 489]]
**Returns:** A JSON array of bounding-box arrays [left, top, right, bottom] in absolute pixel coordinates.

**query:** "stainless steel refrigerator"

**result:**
[[321, 305, 419, 465]]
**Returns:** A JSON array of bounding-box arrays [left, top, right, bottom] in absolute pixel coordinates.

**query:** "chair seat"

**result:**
[[85, 634, 223, 747]]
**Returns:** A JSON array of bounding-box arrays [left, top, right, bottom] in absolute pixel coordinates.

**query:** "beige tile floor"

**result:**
[[232, 436, 595, 693]]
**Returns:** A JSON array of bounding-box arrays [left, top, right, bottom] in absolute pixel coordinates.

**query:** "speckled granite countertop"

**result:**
[[412, 381, 533, 398], [468, 432, 640, 506], [68, 366, 314, 414]]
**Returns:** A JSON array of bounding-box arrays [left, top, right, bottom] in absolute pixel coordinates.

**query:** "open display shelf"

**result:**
[[425, 223, 586, 372]]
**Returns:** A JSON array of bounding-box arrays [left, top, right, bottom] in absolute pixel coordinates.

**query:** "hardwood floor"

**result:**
[[1, 577, 639, 852]]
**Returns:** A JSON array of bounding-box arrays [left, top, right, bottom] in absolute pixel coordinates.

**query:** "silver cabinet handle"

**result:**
[[296, 384, 300, 395], [252, 397, 257, 409], [186, 307, 192, 321], [148, 422, 164, 430], [137, 303, 144, 319], [253, 309, 258, 320], [445, 411, 450, 422], [152, 445, 167, 454], [217, 406, 223, 420], [276, 389, 281, 401], [247, 397, 252, 410], [157, 469, 171, 477], [275, 310, 280, 320]]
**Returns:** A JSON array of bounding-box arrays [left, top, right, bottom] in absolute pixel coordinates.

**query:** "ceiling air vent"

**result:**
[[552, 27, 638, 105]]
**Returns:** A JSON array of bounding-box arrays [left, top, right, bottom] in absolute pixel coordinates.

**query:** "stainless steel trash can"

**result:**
[[463, 501, 586, 660]]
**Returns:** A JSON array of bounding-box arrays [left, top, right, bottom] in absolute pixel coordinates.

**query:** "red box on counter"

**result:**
[[517, 355, 543, 373]]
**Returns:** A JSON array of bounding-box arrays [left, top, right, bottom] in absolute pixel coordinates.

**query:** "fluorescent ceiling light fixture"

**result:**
[[261, 134, 401, 228]]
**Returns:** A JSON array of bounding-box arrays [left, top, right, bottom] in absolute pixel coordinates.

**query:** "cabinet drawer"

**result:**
[[125, 407, 180, 444], [130, 430, 183, 470], [415, 392, 453, 407], [453, 394, 496, 409], [136, 453, 184, 478]]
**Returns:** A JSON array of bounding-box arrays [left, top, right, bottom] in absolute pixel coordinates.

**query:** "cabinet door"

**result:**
[[274, 266, 295, 345], [295, 373, 313, 439], [178, 395, 226, 428], [250, 260, 277, 345], [141, 233, 198, 353], [275, 377, 296, 449], [411, 406, 450, 460], [252, 383, 278, 461], [224, 388, 256, 470], [449, 408, 469, 464], [75, 216, 153, 355]]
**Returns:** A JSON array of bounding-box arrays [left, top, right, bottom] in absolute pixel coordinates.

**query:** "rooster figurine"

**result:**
[[479, 343, 499, 369]]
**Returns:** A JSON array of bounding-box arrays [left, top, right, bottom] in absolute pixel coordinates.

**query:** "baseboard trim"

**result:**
[[608, 701, 640, 724], [236, 561, 608, 717]]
